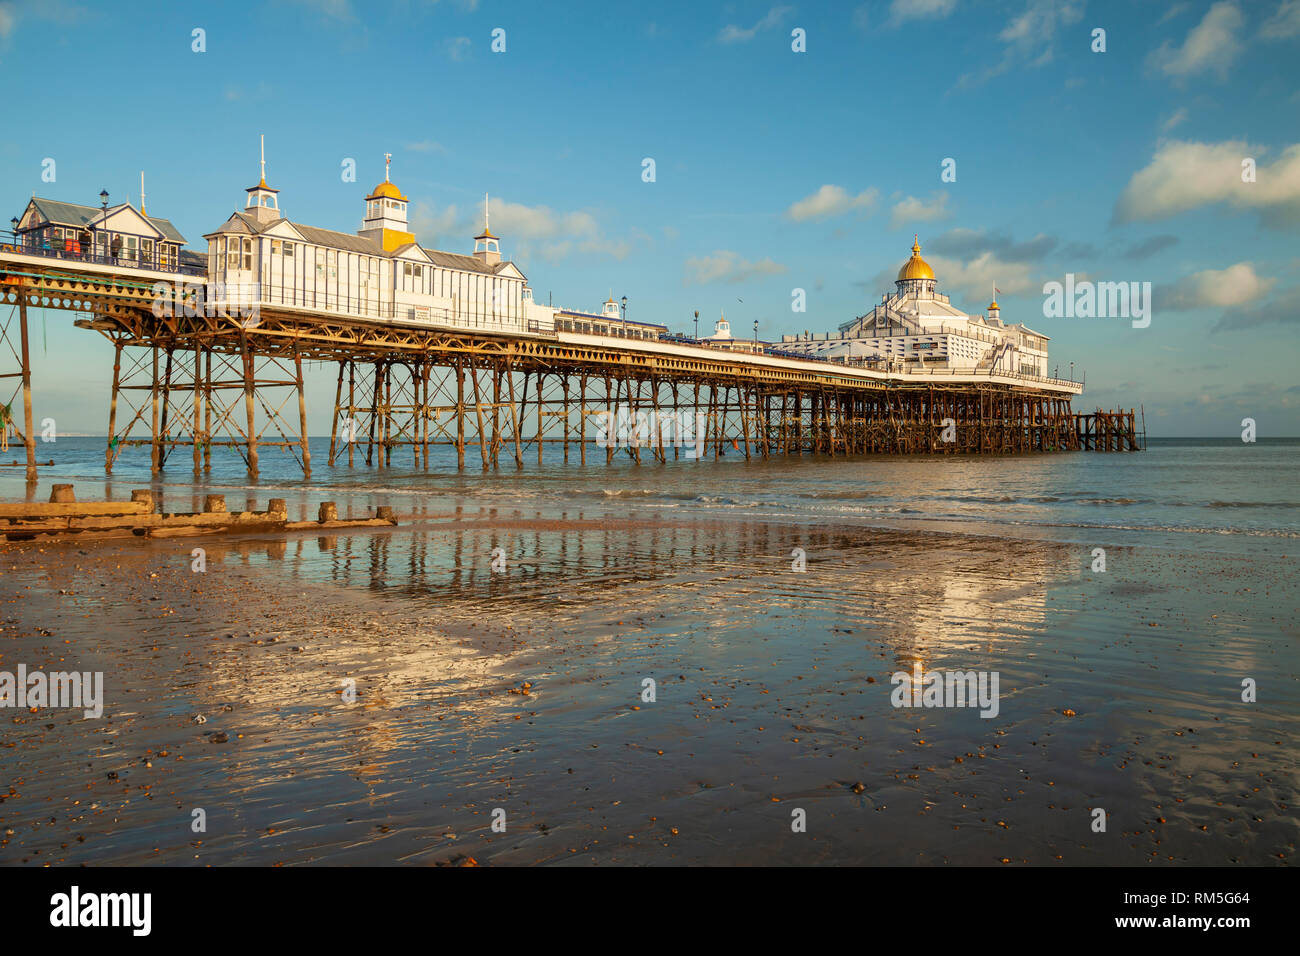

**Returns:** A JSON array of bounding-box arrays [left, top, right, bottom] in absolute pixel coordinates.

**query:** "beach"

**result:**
[[2, 446, 1296, 864]]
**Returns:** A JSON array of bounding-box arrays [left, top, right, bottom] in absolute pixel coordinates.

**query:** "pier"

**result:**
[[0, 166, 1139, 482], [0, 244, 1141, 481]]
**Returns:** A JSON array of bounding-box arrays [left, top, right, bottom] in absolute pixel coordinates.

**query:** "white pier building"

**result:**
[[778, 238, 1050, 378], [204, 153, 556, 333]]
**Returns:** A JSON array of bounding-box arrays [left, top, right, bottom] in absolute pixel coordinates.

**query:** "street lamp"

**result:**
[[99, 190, 109, 261], [753, 319, 759, 344], [620, 295, 627, 337], [693, 310, 699, 341], [9, 216, 18, 243]]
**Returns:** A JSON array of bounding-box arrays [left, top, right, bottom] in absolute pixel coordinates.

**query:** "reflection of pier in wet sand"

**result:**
[[2, 510, 1293, 866]]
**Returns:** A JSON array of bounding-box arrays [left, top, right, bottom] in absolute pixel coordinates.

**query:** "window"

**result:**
[[272, 239, 281, 255], [413, 265, 421, 279], [403, 262, 412, 278], [283, 242, 294, 257], [242, 237, 252, 270]]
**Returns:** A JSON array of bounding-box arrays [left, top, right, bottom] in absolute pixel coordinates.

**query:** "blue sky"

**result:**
[[2, 0, 1298, 436]]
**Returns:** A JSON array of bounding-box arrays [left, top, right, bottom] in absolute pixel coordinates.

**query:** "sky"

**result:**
[[1, 0, 1298, 437]]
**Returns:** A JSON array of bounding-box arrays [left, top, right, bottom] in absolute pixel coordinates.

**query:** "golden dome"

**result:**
[[988, 301, 1000, 311], [896, 237, 935, 282], [366, 180, 408, 202]]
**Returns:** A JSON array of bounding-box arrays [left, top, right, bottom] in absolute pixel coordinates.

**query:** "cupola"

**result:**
[[359, 153, 415, 251], [245, 135, 280, 224], [473, 193, 501, 265]]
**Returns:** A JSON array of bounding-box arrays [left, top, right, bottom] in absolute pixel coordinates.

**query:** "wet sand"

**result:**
[[0, 508, 1296, 865]]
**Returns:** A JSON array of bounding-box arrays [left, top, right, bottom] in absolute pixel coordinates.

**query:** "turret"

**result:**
[[358, 154, 415, 251], [244, 135, 280, 224], [473, 193, 501, 265]]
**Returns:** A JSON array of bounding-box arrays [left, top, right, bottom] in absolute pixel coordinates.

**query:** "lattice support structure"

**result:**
[[0, 298, 37, 481], [104, 330, 311, 479]]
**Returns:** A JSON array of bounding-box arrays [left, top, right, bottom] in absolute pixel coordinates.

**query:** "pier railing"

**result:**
[[5, 234, 205, 277]]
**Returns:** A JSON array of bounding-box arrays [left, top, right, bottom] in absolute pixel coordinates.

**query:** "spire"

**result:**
[[385, 152, 392, 182], [475, 192, 498, 242], [245, 135, 280, 220], [139, 171, 146, 215], [473, 193, 501, 263]]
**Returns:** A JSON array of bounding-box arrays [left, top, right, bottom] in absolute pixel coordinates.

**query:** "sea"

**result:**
[[3, 436, 1296, 555]]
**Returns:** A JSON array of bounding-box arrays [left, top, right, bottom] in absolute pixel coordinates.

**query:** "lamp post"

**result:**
[[9, 216, 18, 245], [1069, 361, 1074, 382], [693, 310, 699, 341], [753, 319, 759, 344], [99, 190, 109, 262], [620, 295, 627, 337]]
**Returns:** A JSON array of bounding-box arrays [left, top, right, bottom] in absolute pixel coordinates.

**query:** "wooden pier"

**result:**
[[1074, 408, 1144, 451]]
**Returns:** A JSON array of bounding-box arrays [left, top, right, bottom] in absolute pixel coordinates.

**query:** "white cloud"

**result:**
[[490, 197, 598, 240], [286, 0, 354, 21], [785, 184, 878, 221], [957, 0, 1083, 87], [406, 140, 448, 154], [926, 253, 1036, 302], [1148, 2, 1243, 82], [409, 195, 637, 262], [409, 202, 460, 244], [0, 4, 14, 38], [1113, 139, 1300, 226], [491, 197, 645, 262], [443, 36, 472, 61], [1161, 107, 1189, 132], [1262, 0, 1300, 39], [684, 250, 787, 285], [887, 0, 957, 27], [889, 192, 950, 229], [1157, 3, 1190, 25], [718, 5, 792, 44], [1163, 262, 1276, 310]]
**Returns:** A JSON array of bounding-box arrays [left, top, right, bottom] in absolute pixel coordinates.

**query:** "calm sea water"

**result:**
[[2, 437, 1295, 555]]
